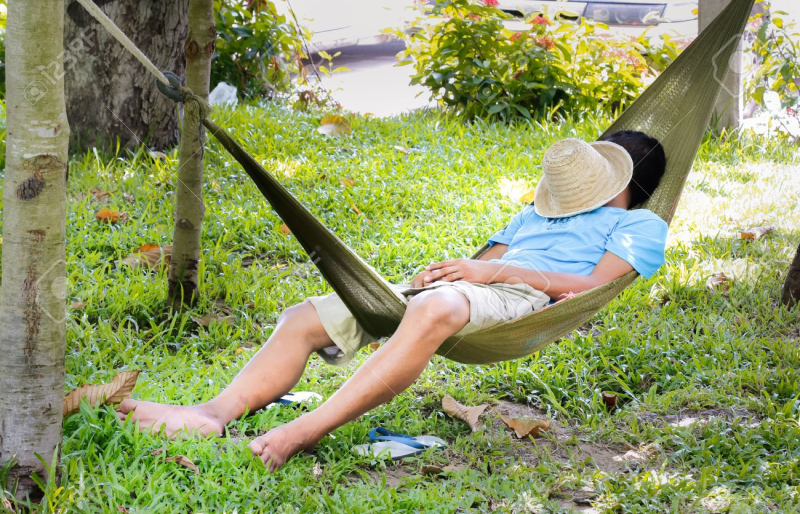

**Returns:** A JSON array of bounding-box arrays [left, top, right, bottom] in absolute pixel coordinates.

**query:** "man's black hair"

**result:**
[[599, 130, 666, 208]]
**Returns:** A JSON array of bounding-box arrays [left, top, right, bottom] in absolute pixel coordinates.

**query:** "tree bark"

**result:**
[[63, 0, 188, 152], [782, 243, 800, 308], [167, 0, 215, 307], [0, 0, 70, 500]]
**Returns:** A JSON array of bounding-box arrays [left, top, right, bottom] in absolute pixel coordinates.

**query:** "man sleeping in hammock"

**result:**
[[118, 130, 668, 471]]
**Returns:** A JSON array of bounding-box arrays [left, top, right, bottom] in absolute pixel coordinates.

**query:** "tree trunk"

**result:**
[[64, 0, 188, 152], [0, 0, 70, 500], [782, 243, 800, 308], [167, 0, 215, 307]]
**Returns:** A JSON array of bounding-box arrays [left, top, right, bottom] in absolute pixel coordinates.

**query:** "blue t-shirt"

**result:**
[[487, 206, 668, 278]]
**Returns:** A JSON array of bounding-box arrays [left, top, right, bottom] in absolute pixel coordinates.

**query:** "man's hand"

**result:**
[[422, 259, 501, 285]]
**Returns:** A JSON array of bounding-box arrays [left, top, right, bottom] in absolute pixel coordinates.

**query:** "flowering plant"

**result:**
[[394, 0, 680, 121]]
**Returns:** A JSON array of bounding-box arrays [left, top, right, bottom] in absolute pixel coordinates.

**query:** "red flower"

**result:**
[[510, 32, 523, 42], [466, 13, 482, 21], [530, 16, 551, 25], [535, 35, 555, 50], [483, 0, 500, 6]]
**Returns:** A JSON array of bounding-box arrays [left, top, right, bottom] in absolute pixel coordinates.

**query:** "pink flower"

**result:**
[[483, 0, 500, 6]]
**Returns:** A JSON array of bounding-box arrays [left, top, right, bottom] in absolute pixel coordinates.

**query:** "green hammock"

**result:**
[[201, 0, 754, 364], [76, 0, 754, 364]]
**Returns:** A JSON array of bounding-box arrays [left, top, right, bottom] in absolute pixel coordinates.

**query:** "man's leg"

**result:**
[[117, 301, 335, 437], [248, 287, 470, 471]]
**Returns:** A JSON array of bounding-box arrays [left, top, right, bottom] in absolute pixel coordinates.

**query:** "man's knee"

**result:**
[[406, 288, 470, 330]]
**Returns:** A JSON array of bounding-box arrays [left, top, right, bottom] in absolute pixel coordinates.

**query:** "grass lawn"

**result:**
[[5, 102, 800, 512]]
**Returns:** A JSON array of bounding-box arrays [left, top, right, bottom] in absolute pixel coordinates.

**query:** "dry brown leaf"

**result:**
[[317, 114, 351, 136], [90, 189, 116, 203], [442, 395, 488, 432], [96, 209, 128, 224], [499, 415, 551, 438], [122, 192, 135, 203], [151, 448, 165, 456], [118, 245, 172, 270], [118, 507, 130, 514], [137, 243, 160, 253], [601, 392, 618, 410], [351, 204, 362, 215], [63, 370, 140, 416], [70, 301, 87, 310], [192, 314, 235, 327], [740, 225, 776, 240], [149, 150, 168, 161], [3, 496, 13, 512], [164, 455, 198, 473], [338, 177, 356, 187], [706, 272, 730, 292], [279, 223, 292, 236]]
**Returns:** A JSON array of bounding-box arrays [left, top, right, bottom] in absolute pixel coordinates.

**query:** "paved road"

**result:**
[[312, 41, 435, 118]]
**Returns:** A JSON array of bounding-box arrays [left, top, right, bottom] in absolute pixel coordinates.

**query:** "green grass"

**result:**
[[3, 102, 800, 512]]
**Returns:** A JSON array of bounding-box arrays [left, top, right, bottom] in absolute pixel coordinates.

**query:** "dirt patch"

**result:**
[[637, 407, 759, 428], [488, 400, 658, 475]]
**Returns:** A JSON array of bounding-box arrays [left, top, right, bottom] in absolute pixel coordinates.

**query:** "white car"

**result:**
[[496, 0, 698, 39], [274, 0, 419, 51]]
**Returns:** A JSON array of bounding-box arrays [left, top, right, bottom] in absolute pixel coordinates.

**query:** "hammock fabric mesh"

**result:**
[[202, 0, 754, 364]]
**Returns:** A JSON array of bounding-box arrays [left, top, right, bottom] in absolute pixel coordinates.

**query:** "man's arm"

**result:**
[[423, 251, 635, 300]]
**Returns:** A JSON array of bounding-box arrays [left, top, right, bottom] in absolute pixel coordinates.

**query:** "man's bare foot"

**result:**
[[248, 417, 322, 472], [117, 399, 226, 438]]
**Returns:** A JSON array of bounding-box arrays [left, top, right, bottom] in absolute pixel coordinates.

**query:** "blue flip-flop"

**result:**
[[353, 427, 447, 460], [266, 391, 322, 409]]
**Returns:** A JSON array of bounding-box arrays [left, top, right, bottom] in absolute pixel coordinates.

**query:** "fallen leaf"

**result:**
[[70, 301, 86, 310], [96, 209, 128, 224], [338, 177, 356, 187], [312, 462, 323, 479], [740, 225, 775, 240], [499, 415, 551, 438], [421, 465, 443, 475], [421, 464, 459, 475], [151, 448, 165, 456], [149, 150, 168, 161], [90, 189, 116, 203], [235, 347, 245, 355], [394, 145, 411, 154], [368, 343, 381, 351], [279, 223, 291, 236], [137, 243, 160, 253], [164, 455, 198, 473], [518, 188, 536, 204], [63, 370, 140, 416], [351, 204, 362, 215], [118, 507, 130, 514], [706, 272, 730, 292], [192, 314, 236, 327], [3, 497, 13, 512], [442, 395, 488, 432], [601, 392, 618, 410], [317, 114, 351, 136], [122, 193, 135, 203], [118, 245, 172, 269]]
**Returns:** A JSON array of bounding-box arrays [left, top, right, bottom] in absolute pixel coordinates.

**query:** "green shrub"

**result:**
[[745, 6, 799, 113], [395, 0, 679, 121], [212, 0, 307, 99]]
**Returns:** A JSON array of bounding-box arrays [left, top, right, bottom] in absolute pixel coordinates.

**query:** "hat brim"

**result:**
[[534, 141, 634, 219]]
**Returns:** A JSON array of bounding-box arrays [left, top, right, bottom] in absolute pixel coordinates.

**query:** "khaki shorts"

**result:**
[[308, 281, 549, 366]]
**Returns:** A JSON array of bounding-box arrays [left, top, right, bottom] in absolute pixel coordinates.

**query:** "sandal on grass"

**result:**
[[266, 391, 322, 409], [353, 427, 447, 460]]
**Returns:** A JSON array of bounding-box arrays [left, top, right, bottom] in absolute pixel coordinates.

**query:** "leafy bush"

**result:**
[[212, 0, 307, 99], [745, 6, 799, 113], [395, 0, 679, 121]]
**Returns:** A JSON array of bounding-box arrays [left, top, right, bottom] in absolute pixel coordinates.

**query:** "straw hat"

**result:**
[[533, 138, 633, 218]]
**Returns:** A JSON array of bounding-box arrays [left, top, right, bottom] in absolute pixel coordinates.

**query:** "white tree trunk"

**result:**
[[0, 0, 70, 501], [168, 0, 215, 307]]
